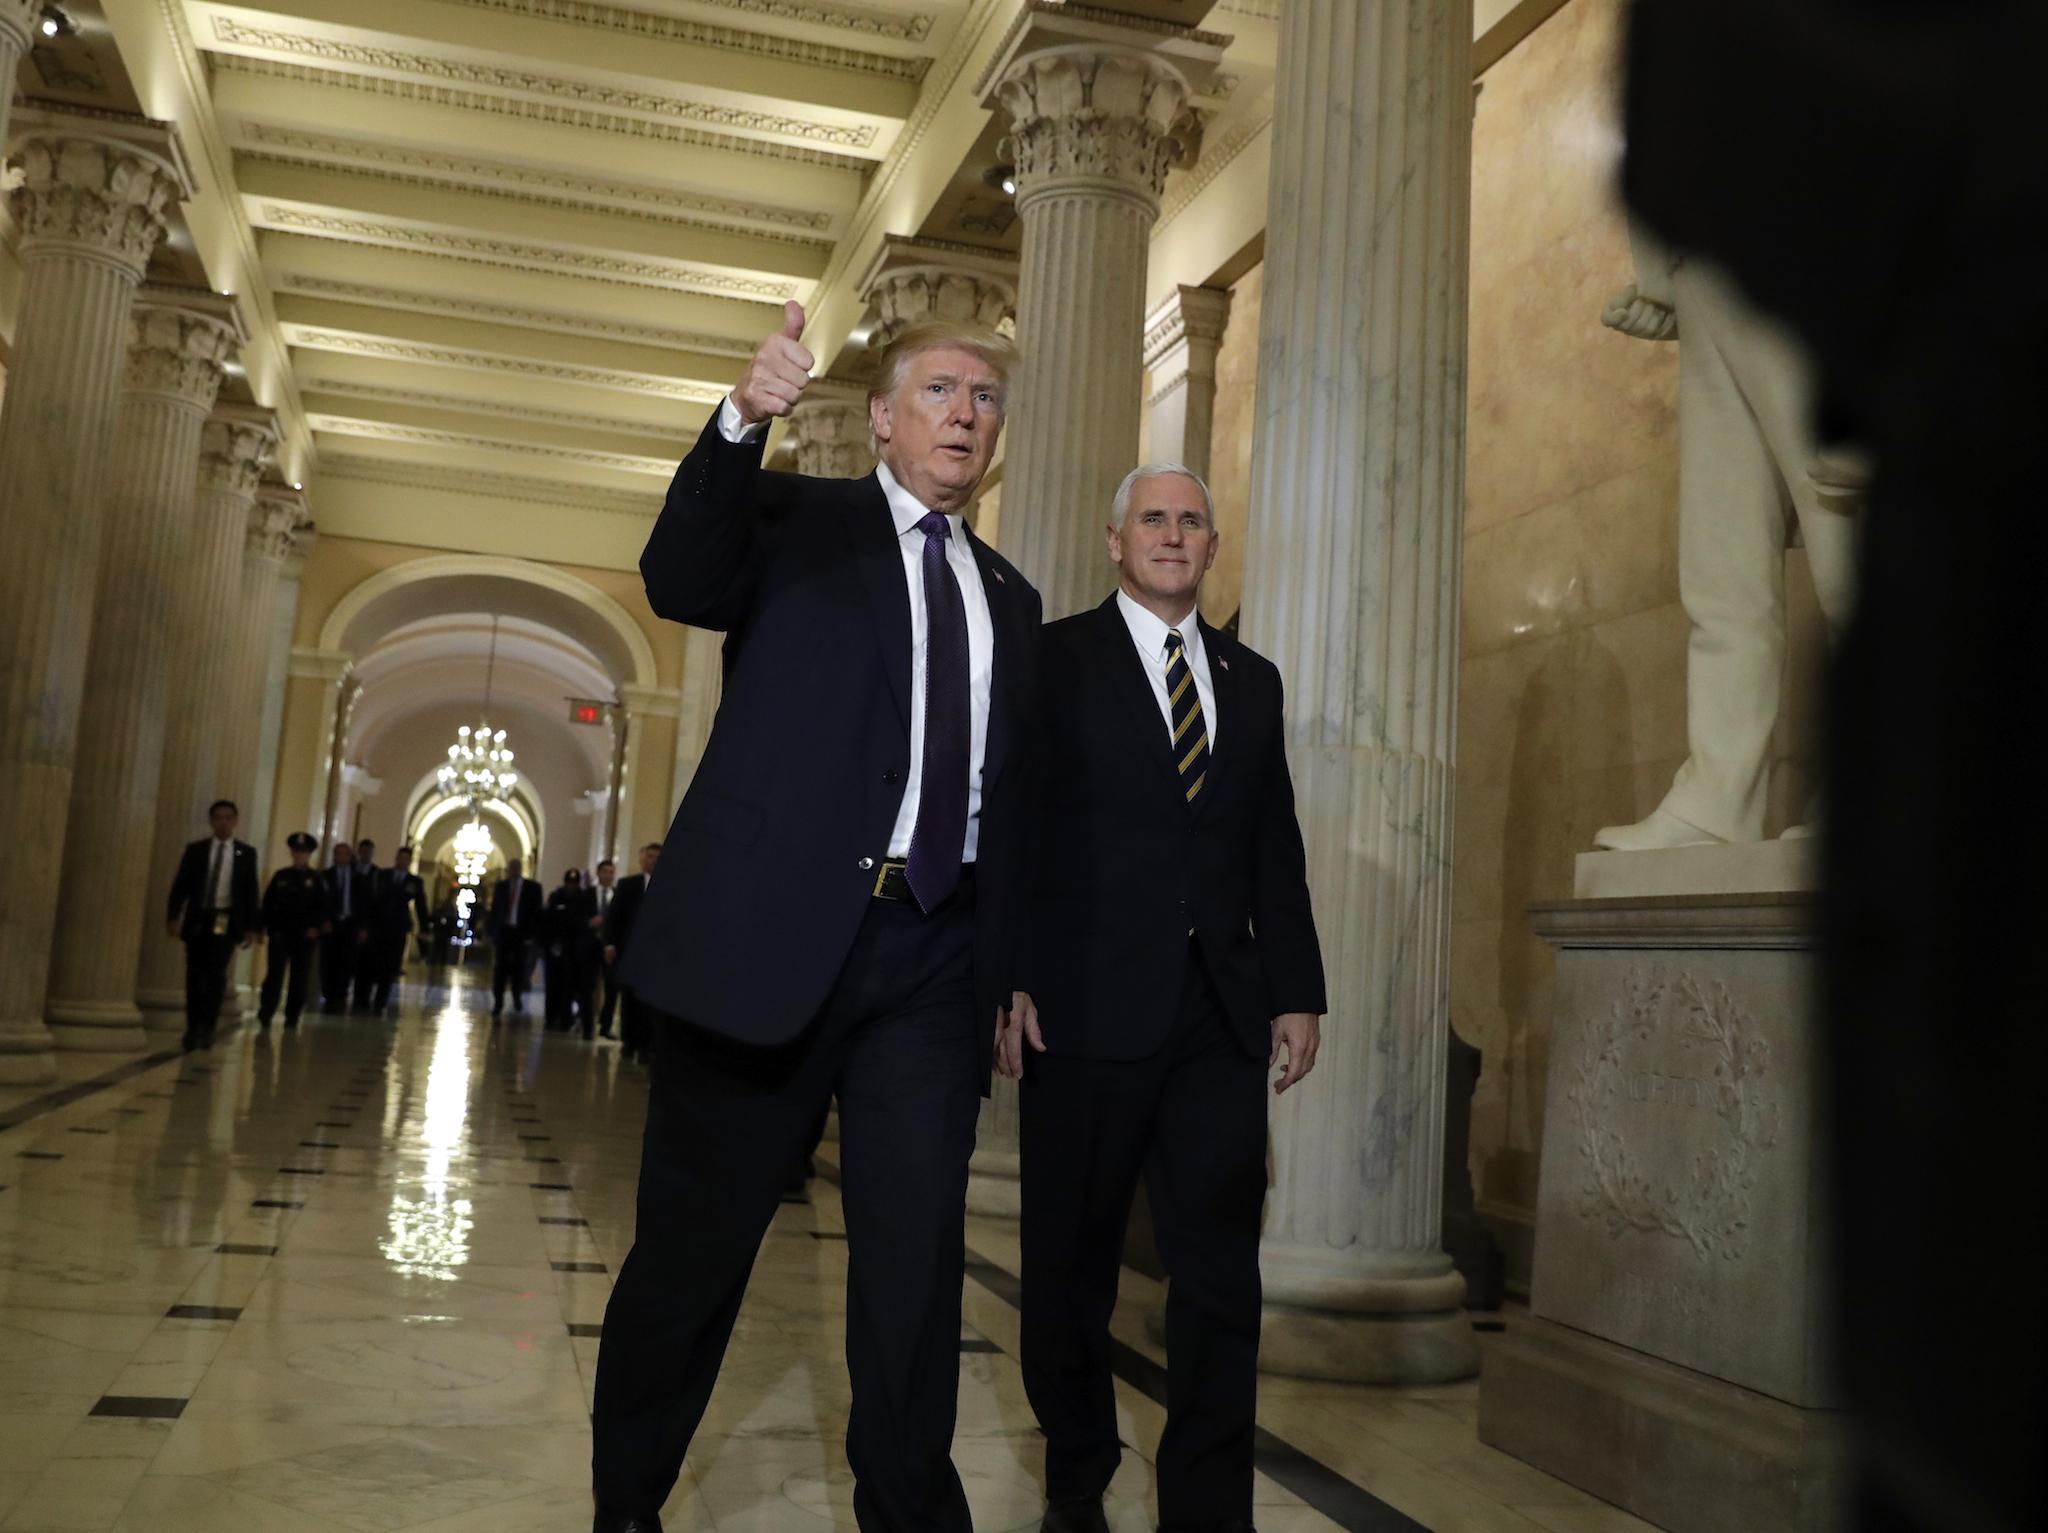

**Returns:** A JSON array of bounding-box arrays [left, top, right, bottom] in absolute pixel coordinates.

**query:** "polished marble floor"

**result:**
[[0, 977, 1652, 1532]]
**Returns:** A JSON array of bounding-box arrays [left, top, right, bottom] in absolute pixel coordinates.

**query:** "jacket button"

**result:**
[[858, 857, 875, 871], [882, 768, 902, 785]]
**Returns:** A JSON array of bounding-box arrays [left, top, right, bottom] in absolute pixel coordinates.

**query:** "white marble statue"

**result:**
[[1594, 224, 1864, 850]]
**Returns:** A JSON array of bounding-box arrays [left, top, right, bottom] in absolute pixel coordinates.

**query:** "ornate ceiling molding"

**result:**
[[237, 150, 834, 256], [275, 274, 757, 356], [1154, 108, 1269, 233], [287, 329, 733, 402], [303, 379, 699, 440], [307, 415, 675, 474], [435, 0, 929, 82], [212, 58, 874, 174], [238, 122, 832, 232], [320, 454, 662, 518], [257, 206, 801, 300], [206, 21, 882, 150], [672, 0, 935, 43]]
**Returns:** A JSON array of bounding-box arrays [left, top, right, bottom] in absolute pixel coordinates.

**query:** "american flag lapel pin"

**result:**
[[992, 569, 1006, 585], [1219, 655, 1230, 671]]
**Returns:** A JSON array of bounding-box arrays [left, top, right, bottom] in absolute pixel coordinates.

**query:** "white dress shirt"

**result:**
[[1115, 589, 1219, 747], [717, 396, 996, 860], [206, 836, 234, 910]]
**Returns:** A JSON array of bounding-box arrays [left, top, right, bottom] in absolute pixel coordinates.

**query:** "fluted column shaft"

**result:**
[[136, 409, 280, 1027], [219, 486, 303, 818], [1144, 285, 1233, 482], [1239, 0, 1479, 1384], [987, 35, 1207, 620], [251, 522, 316, 868], [46, 294, 243, 1049], [0, 110, 189, 1083]]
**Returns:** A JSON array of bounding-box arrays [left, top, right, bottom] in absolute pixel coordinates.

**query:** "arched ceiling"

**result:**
[[329, 567, 653, 684]]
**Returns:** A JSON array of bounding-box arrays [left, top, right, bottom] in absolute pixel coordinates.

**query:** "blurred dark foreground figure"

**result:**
[[1622, 3, 2045, 1530]]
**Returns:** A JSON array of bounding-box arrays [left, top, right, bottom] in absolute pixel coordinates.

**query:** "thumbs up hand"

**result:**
[[732, 300, 816, 425]]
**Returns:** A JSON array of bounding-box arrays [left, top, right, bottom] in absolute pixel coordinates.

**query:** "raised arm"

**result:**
[[640, 301, 820, 630]]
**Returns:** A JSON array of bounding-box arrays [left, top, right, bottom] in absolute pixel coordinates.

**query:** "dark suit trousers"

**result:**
[[370, 931, 409, 1010], [1020, 948, 1269, 1529], [321, 923, 360, 1005], [592, 886, 983, 1530], [183, 930, 239, 1039], [260, 936, 316, 1023], [489, 934, 529, 1011]]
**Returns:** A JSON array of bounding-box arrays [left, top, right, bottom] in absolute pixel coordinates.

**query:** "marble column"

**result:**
[[1143, 285, 1232, 481], [669, 625, 724, 809], [1238, 0, 1479, 1384], [982, 10, 1221, 619], [615, 683, 681, 865], [270, 648, 354, 870], [45, 290, 246, 1052], [135, 406, 281, 1031], [253, 517, 318, 870], [220, 481, 307, 820], [859, 234, 1017, 352], [785, 382, 875, 479], [0, 108, 192, 1083], [0, 3, 35, 149]]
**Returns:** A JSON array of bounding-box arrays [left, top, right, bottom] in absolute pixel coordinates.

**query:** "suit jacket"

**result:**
[[324, 864, 368, 928], [1021, 599, 1326, 1061], [544, 885, 594, 953], [488, 877, 544, 940], [602, 874, 647, 959], [621, 415, 1042, 1053], [168, 837, 261, 943], [371, 869, 431, 935]]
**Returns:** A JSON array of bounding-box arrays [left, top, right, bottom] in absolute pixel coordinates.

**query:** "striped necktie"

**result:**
[[1165, 628, 1208, 804]]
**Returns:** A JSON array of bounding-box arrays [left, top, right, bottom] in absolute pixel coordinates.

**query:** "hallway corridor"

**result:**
[[0, 985, 1644, 1533]]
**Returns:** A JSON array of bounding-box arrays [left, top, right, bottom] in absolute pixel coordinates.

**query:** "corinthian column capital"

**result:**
[[126, 287, 247, 413], [248, 481, 307, 564], [5, 106, 193, 277], [1, 1, 37, 55], [786, 382, 876, 480], [859, 235, 1018, 353], [979, 6, 1226, 210], [198, 406, 282, 497]]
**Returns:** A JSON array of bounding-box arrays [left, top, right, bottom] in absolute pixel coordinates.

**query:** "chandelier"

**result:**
[[451, 818, 493, 886], [438, 616, 518, 811]]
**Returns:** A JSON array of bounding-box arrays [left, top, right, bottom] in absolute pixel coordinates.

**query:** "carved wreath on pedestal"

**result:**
[[1565, 965, 1781, 1261]]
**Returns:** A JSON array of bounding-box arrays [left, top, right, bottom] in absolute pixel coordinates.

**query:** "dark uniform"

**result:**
[[260, 835, 329, 1028], [369, 867, 431, 1012]]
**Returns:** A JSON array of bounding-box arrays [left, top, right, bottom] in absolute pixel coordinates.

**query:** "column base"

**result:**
[[966, 1148, 1021, 1219], [46, 998, 148, 1053], [137, 988, 186, 1036], [1256, 1297, 1478, 1384], [1480, 1316, 1849, 1533], [0, 1028, 58, 1085]]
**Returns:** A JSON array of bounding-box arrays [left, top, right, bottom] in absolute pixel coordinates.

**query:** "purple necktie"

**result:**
[[905, 511, 970, 912]]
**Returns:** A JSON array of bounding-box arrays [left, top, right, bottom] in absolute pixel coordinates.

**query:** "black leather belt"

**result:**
[[865, 857, 975, 902]]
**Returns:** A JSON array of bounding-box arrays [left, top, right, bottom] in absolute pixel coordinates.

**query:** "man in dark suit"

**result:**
[[591, 306, 1040, 1533], [586, 858, 622, 1038], [601, 843, 658, 1058], [165, 799, 262, 1051], [543, 866, 593, 1030], [487, 858, 544, 1019], [319, 840, 368, 1011], [367, 844, 431, 1013], [1000, 465, 1327, 1533], [350, 838, 381, 1009]]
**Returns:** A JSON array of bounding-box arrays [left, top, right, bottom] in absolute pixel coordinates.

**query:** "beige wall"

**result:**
[[1455, 0, 1826, 1279]]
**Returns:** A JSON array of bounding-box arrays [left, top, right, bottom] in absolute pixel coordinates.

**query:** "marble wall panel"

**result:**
[[1201, 262, 1262, 627]]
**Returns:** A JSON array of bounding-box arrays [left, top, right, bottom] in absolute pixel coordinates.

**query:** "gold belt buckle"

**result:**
[[211, 913, 230, 936], [872, 859, 905, 898]]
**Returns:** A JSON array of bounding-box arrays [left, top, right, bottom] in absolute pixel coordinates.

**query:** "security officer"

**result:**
[[259, 833, 328, 1029]]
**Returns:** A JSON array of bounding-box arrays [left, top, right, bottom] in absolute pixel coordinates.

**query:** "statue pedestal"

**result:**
[[1478, 849, 1848, 1532]]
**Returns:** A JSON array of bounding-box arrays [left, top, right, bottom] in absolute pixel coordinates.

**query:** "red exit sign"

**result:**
[[568, 699, 607, 726]]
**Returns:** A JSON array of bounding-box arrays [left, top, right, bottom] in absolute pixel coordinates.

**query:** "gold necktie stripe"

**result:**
[[1164, 628, 1208, 804]]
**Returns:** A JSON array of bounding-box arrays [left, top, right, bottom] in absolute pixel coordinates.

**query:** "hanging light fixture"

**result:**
[[437, 616, 518, 812]]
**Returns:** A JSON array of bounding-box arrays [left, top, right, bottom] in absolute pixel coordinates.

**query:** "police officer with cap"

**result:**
[[259, 833, 328, 1029]]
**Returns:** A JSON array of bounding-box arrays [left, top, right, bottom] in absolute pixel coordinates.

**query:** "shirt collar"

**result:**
[[875, 458, 962, 540], [1115, 588, 1203, 663]]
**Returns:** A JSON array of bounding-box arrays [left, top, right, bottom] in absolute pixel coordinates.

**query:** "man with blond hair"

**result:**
[[592, 303, 1041, 1533]]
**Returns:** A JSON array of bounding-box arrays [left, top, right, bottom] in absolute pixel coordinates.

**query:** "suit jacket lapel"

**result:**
[[1094, 598, 1182, 794], [1194, 617, 1241, 818], [845, 475, 913, 733], [966, 528, 1017, 787]]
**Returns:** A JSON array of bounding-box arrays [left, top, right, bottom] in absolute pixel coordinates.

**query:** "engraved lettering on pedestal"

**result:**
[[1565, 965, 1781, 1261]]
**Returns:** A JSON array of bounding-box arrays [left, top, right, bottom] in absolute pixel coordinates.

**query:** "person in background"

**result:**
[[602, 842, 658, 1062], [587, 858, 622, 1039], [350, 838, 381, 1010], [319, 841, 368, 1012], [165, 799, 261, 1052], [258, 832, 326, 1030], [544, 866, 593, 1030], [487, 858, 544, 1021], [368, 844, 431, 1014]]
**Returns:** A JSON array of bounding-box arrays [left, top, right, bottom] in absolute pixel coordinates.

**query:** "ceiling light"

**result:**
[[38, 5, 73, 39], [984, 163, 1018, 198]]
